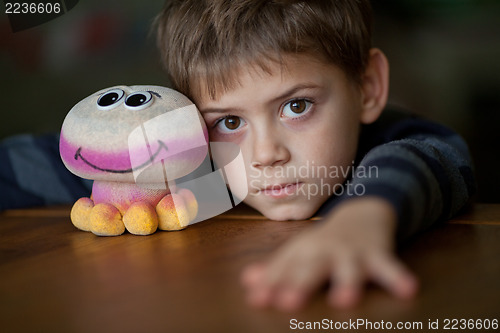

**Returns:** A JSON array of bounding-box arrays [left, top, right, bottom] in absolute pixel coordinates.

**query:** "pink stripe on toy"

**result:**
[[92, 181, 170, 215]]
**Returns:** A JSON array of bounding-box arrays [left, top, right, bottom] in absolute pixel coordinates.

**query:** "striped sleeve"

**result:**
[[318, 109, 476, 240], [0, 133, 92, 211]]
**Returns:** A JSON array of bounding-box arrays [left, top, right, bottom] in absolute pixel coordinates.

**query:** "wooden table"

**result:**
[[1, 204, 499, 333]]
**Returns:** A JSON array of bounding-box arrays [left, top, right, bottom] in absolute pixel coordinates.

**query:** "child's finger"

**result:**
[[240, 262, 266, 288], [328, 256, 362, 308], [241, 255, 308, 309], [272, 256, 331, 311], [241, 262, 275, 307], [365, 252, 418, 299]]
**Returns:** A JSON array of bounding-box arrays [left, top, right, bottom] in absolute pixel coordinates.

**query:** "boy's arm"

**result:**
[[241, 110, 476, 311], [242, 196, 418, 311], [319, 109, 476, 239], [0, 133, 92, 211]]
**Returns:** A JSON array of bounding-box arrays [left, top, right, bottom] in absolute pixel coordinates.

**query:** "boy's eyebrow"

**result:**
[[270, 83, 321, 104], [199, 83, 321, 114], [199, 107, 234, 114]]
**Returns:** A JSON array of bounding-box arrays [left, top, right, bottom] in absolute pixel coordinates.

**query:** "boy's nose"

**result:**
[[251, 130, 291, 168]]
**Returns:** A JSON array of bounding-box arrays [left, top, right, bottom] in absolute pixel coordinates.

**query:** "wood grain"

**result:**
[[0, 204, 499, 333]]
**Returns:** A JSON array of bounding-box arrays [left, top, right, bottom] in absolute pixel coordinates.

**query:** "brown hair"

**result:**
[[155, 0, 373, 100]]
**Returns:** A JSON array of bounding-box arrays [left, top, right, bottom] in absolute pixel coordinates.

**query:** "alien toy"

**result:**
[[60, 85, 208, 236]]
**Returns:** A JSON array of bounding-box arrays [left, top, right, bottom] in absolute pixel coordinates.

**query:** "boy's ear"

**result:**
[[359, 48, 389, 124]]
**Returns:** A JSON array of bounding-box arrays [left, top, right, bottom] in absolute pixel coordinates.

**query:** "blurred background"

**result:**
[[1, 0, 499, 202]]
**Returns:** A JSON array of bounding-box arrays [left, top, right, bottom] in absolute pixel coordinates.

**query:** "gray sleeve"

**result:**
[[318, 112, 476, 240]]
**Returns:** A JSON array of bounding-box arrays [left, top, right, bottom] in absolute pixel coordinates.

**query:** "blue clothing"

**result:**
[[0, 133, 92, 210], [0, 109, 475, 239]]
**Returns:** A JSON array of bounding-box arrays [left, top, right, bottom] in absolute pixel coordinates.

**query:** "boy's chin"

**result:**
[[248, 201, 318, 221]]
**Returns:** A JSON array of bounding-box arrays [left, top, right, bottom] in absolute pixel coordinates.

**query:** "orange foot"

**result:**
[[156, 188, 198, 231], [70, 189, 198, 236]]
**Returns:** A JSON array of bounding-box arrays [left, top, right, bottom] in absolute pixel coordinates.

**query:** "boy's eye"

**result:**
[[216, 115, 246, 133], [282, 99, 312, 118]]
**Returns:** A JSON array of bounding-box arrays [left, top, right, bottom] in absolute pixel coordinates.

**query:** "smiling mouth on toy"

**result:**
[[74, 141, 168, 173]]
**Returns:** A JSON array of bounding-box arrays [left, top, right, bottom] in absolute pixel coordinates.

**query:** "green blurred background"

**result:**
[[1, 0, 499, 202]]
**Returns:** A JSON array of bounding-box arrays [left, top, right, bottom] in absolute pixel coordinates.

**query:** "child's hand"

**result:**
[[240, 197, 418, 312]]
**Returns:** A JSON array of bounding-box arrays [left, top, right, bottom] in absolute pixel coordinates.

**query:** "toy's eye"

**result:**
[[97, 89, 125, 110], [125, 91, 153, 110]]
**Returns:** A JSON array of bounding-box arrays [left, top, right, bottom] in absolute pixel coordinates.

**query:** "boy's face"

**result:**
[[193, 54, 365, 220]]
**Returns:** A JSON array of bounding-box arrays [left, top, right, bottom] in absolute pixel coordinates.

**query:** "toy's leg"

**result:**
[[89, 203, 125, 236], [70, 197, 94, 232], [177, 188, 198, 221], [123, 202, 158, 236], [156, 193, 190, 231]]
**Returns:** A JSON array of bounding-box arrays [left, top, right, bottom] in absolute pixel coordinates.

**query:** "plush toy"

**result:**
[[60, 85, 209, 236]]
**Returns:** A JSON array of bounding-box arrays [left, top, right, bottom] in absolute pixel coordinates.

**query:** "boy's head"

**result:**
[[155, 0, 389, 220], [156, 0, 373, 99]]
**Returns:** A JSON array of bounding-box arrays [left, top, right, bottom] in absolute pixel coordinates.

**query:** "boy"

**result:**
[[154, 0, 475, 311]]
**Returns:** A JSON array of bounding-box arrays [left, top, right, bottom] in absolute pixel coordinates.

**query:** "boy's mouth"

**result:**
[[260, 182, 303, 199]]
